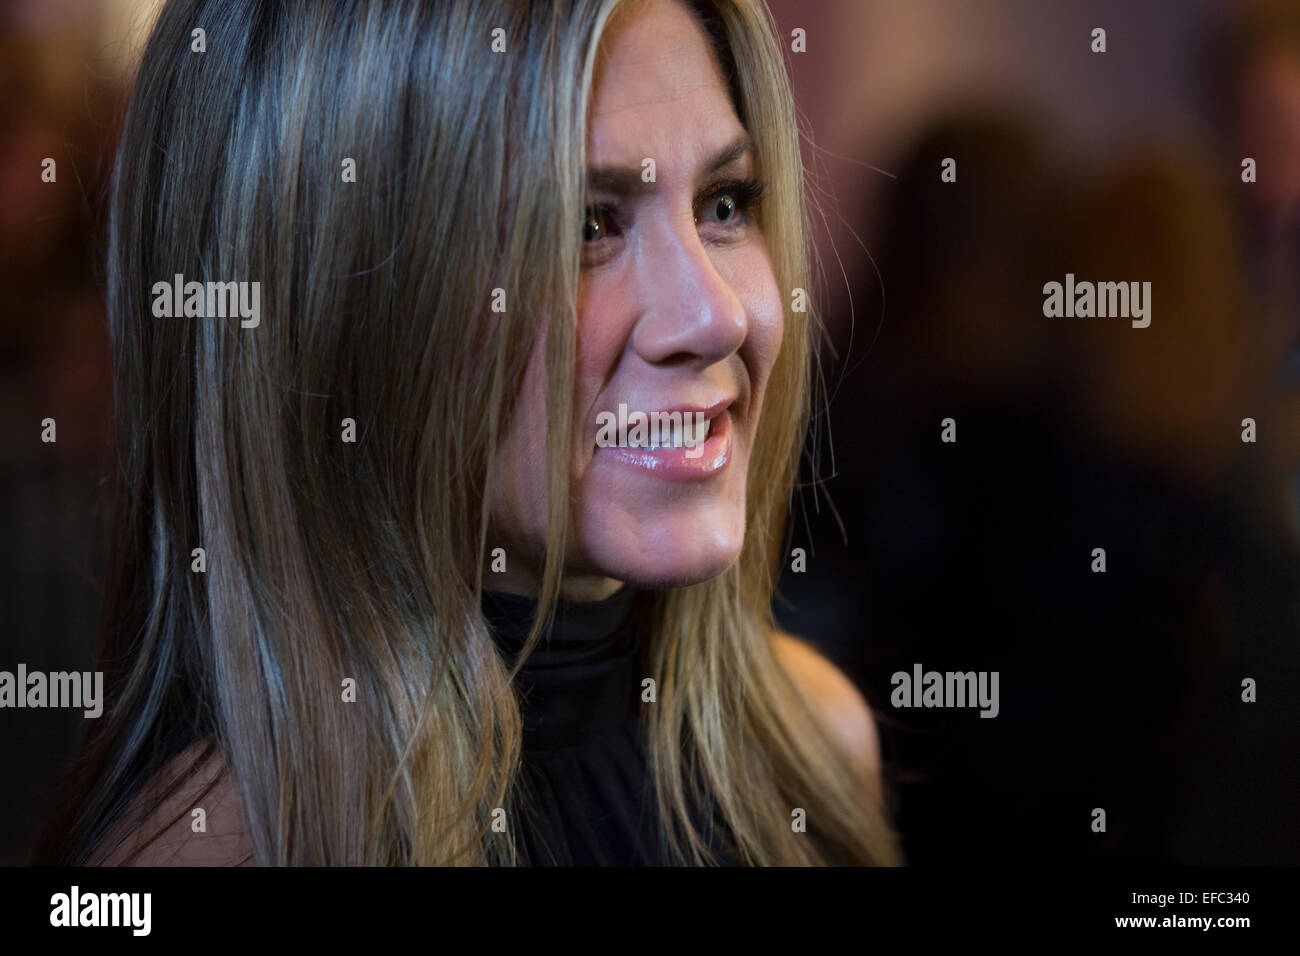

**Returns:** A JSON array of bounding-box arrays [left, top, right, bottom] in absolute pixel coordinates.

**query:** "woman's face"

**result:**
[[490, 0, 784, 599]]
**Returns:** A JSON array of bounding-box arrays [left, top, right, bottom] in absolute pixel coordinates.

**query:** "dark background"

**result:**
[[3, 0, 1299, 864]]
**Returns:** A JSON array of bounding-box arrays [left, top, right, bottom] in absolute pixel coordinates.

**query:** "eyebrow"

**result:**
[[584, 132, 754, 196]]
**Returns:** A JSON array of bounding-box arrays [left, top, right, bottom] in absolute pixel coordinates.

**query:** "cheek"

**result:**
[[576, 272, 629, 351], [729, 245, 784, 395], [491, 326, 551, 540], [574, 276, 630, 421]]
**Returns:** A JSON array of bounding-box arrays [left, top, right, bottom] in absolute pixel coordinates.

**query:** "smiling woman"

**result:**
[[34, 0, 901, 866]]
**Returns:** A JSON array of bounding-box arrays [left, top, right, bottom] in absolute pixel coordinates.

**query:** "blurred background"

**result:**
[[3, 0, 1299, 864]]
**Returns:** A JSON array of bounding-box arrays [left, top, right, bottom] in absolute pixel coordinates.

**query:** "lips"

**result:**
[[591, 398, 735, 481]]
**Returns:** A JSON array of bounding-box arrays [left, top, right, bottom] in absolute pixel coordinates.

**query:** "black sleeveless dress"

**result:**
[[481, 583, 739, 866]]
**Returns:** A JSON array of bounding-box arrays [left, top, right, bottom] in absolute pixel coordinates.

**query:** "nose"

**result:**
[[630, 218, 748, 370]]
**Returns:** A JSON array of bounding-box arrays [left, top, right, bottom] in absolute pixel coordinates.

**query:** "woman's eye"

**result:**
[[696, 179, 765, 229], [581, 205, 624, 267], [698, 191, 740, 225], [582, 206, 619, 242]]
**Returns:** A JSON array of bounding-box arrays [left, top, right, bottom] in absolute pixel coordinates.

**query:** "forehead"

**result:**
[[587, 0, 743, 163]]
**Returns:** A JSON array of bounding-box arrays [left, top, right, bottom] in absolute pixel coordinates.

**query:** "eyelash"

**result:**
[[581, 177, 767, 257]]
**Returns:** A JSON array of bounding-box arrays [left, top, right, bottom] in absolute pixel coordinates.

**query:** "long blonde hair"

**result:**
[[38, 0, 900, 866]]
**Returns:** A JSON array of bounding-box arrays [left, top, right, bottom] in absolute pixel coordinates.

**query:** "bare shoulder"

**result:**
[[770, 632, 882, 786], [95, 741, 255, 867]]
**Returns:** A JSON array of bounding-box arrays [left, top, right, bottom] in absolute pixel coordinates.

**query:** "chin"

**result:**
[[574, 499, 746, 589]]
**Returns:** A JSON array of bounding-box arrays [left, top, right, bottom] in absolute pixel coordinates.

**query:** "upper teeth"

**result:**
[[643, 415, 710, 448]]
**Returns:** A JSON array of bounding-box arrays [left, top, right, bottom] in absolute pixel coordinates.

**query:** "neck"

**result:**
[[485, 568, 625, 603], [558, 575, 625, 602]]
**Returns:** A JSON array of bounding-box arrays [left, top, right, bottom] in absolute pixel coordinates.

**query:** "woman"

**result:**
[[35, 0, 901, 866]]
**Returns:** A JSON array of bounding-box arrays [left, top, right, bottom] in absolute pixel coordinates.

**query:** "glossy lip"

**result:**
[[593, 398, 735, 481]]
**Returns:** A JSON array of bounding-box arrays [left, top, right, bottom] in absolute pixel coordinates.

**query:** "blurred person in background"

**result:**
[[777, 109, 1300, 863]]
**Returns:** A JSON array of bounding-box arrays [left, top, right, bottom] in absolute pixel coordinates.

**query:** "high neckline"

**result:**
[[481, 582, 638, 651], [480, 581, 642, 754], [477, 581, 742, 864]]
